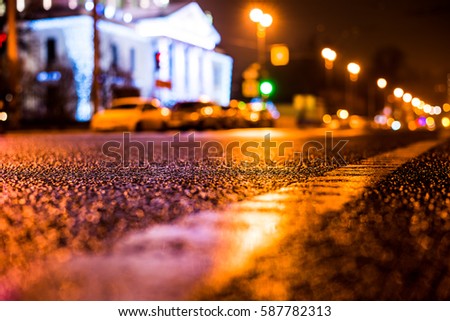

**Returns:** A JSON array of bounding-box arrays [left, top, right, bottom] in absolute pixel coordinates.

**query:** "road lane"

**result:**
[[9, 136, 445, 300]]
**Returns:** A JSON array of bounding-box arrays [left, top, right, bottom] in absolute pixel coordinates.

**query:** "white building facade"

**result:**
[[15, 1, 233, 121]]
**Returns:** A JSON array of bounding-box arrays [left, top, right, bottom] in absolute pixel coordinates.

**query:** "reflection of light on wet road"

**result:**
[[18, 201, 285, 300]]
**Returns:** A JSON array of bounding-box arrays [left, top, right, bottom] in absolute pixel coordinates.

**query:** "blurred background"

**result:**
[[0, 0, 449, 131]]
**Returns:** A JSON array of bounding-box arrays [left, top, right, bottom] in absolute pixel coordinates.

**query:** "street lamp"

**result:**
[[347, 62, 361, 81], [346, 62, 360, 112], [249, 8, 272, 77], [377, 78, 387, 89], [321, 48, 337, 112], [321, 48, 337, 70], [393, 87, 404, 98], [372, 77, 388, 117]]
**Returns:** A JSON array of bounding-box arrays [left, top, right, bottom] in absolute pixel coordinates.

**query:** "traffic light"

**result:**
[[271, 44, 289, 66], [0, 33, 6, 55], [259, 80, 274, 97]]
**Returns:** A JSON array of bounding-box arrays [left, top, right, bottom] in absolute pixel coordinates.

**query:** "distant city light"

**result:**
[[140, 0, 151, 9], [160, 107, 170, 117], [374, 115, 387, 125], [249, 8, 263, 23], [85, 0, 94, 11], [36, 71, 61, 82], [442, 117, 450, 128], [153, 0, 169, 8], [391, 120, 401, 131], [43, 0, 52, 11], [0, 112, 7, 122], [104, 5, 116, 18], [444, 103, 450, 112], [17, 0, 25, 12], [408, 120, 417, 131], [377, 78, 387, 89], [417, 116, 427, 127], [426, 117, 435, 127], [321, 48, 337, 62], [383, 106, 392, 116], [393, 88, 404, 98], [411, 97, 421, 108], [322, 114, 332, 124], [0, 2, 5, 16], [402, 93, 412, 103], [433, 106, 442, 115], [123, 12, 133, 23], [68, 0, 77, 10], [347, 63, 360, 75], [337, 109, 349, 120], [260, 13, 273, 27], [423, 104, 432, 114]]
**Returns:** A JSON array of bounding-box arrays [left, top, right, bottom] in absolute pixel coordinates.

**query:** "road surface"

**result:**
[[0, 128, 449, 300]]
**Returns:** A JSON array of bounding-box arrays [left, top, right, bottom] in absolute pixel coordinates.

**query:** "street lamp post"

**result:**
[[321, 48, 337, 111], [369, 77, 387, 118], [249, 8, 272, 80], [346, 62, 360, 113]]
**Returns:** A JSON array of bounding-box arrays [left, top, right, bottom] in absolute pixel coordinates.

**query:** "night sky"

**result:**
[[191, 0, 450, 103]]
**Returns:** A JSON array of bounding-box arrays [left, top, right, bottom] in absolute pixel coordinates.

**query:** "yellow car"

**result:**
[[91, 97, 171, 131]]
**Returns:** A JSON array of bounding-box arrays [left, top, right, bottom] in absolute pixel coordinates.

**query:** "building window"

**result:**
[[130, 48, 135, 73], [213, 62, 222, 89], [46, 38, 56, 67], [111, 43, 118, 69]]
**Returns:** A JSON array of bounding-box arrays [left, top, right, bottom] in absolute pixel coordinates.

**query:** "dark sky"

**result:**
[[192, 0, 450, 101]]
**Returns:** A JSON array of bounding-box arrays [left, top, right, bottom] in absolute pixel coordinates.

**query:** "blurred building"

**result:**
[[1, 0, 233, 121]]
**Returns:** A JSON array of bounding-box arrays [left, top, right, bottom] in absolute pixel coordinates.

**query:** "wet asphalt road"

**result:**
[[0, 128, 448, 300]]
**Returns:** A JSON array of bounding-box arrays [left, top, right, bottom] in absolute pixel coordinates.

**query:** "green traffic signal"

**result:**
[[259, 80, 274, 96]]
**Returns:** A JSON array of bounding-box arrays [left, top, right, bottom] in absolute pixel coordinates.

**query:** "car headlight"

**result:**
[[160, 107, 171, 117]]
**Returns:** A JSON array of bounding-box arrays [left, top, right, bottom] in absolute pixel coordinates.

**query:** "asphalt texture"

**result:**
[[0, 129, 447, 299], [202, 136, 450, 300]]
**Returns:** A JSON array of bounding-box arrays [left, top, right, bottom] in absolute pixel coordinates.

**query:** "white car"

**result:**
[[91, 97, 171, 131]]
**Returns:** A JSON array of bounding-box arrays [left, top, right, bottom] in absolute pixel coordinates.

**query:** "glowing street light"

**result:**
[[321, 48, 337, 111], [249, 8, 273, 96], [393, 87, 404, 98], [377, 78, 387, 89], [249, 8, 273, 71], [260, 13, 273, 28], [402, 93, 412, 103], [346, 62, 360, 112], [249, 8, 263, 23], [347, 62, 361, 81], [321, 48, 337, 70], [411, 97, 421, 108]]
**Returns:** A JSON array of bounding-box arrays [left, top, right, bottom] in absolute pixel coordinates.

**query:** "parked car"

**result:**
[[245, 99, 280, 127], [168, 101, 223, 130], [90, 97, 171, 131]]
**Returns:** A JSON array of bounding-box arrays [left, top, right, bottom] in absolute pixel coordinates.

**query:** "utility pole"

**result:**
[[91, 0, 100, 115], [6, 0, 20, 128]]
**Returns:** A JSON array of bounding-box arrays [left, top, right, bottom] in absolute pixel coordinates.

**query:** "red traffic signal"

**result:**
[[0, 33, 7, 48]]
